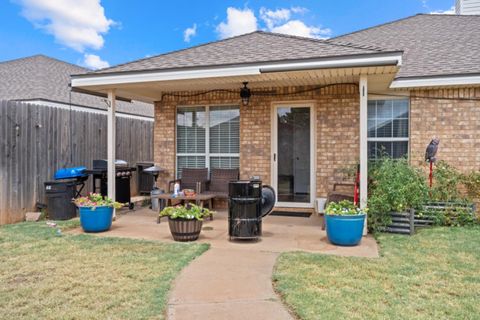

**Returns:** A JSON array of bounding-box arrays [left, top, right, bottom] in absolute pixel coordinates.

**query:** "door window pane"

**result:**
[[277, 107, 310, 203]]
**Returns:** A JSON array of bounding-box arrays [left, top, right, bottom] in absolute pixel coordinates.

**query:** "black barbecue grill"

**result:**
[[85, 159, 136, 209]]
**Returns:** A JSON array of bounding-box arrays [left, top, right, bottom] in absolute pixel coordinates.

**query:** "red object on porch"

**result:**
[[429, 161, 433, 188], [353, 164, 360, 206]]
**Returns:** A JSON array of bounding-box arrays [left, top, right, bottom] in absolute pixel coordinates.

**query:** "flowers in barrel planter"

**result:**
[[73, 193, 124, 233], [324, 200, 367, 246], [160, 204, 214, 242]]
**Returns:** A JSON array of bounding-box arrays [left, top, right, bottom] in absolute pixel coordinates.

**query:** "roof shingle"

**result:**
[[93, 31, 389, 74], [328, 14, 480, 79], [0, 55, 153, 116]]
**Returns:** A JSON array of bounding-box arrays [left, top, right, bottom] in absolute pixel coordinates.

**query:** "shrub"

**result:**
[[430, 161, 465, 202], [367, 158, 429, 232], [420, 203, 478, 227], [463, 171, 480, 200]]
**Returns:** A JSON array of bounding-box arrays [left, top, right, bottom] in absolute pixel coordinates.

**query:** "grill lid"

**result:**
[[143, 165, 164, 175], [54, 166, 87, 180], [93, 159, 128, 169]]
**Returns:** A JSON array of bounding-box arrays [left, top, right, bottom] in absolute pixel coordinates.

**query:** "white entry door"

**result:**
[[272, 104, 314, 208]]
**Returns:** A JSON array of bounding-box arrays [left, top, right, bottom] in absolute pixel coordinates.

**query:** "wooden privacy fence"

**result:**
[[0, 100, 154, 224]]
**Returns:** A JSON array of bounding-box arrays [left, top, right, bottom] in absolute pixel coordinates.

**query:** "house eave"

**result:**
[[390, 73, 480, 89], [71, 51, 403, 89]]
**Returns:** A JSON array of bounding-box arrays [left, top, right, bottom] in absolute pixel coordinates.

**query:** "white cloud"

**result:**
[[216, 6, 331, 40], [291, 6, 308, 14], [258, 7, 330, 39], [260, 7, 290, 29], [183, 23, 197, 42], [83, 53, 109, 69], [16, 0, 114, 52], [271, 20, 331, 39], [216, 7, 257, 39], [430, 6, 456, 14]]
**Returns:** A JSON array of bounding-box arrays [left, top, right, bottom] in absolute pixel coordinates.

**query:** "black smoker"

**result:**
[[228, 179, 276, 240], [86, 159, 136, 209]]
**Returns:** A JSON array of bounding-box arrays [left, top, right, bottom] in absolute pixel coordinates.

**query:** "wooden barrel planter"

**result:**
[[168, 217, 203, 242]]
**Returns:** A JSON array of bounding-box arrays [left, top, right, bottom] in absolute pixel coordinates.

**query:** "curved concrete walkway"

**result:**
[[167, 247, 292, 320], [70, 208, 378, 319]]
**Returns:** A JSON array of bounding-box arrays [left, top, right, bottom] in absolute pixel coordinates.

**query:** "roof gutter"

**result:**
[[391, 74, 480, 88], [260, 52, 402, 73], [70, 86, 132, 102], [71, 52, 403, 88]]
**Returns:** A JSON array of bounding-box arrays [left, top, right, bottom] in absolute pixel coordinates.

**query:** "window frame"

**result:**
[[367, 98, 410, 160], [175, 104, 240, 177]]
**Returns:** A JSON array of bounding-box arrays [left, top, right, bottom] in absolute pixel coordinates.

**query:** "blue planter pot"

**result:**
[[79, 206, 113, 233], [325, 214, 366, 246]]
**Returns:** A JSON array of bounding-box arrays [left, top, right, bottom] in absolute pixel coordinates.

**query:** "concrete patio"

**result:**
[[71, 207, 379, 257]]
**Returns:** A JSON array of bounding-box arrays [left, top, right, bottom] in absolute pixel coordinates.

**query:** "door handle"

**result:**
[[273, 153, 276, 161]]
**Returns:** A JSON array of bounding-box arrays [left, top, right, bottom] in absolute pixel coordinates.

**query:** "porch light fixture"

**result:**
[[240, 82, 251, 106]]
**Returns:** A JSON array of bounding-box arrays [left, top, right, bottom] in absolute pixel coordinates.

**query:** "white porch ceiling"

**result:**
[[74, 66, 399, 103]]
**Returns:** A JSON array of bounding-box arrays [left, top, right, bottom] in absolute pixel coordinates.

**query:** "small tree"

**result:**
[[367, 158, 429, 232]]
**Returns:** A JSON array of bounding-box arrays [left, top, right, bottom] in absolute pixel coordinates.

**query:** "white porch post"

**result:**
[[107, 89, 116, 218], [359, 76, 368, 235]]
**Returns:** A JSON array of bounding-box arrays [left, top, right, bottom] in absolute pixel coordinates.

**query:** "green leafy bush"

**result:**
[[463, 171, 480, 200], [420, 203, 478, 227], [430, 161, 465, 202], [325, 200, 366, 216], [160, 204, 213, 220], [367, 158, 429, 232]]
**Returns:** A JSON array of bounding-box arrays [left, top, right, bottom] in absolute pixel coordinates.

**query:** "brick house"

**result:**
[[71, 14, 480, 212]]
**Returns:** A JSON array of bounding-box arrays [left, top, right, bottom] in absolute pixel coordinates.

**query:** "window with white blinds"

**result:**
[[367, 99, 409, 160], [176, 105, 239, 177]]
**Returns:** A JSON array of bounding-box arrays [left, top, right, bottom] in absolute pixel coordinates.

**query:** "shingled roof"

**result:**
[[328, 14, 480, 79], [0, 55, 153, 117], [92, 31, 391, 75]]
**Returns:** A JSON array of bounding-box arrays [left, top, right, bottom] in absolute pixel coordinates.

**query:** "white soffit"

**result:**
[[391, 74, 480, 88]]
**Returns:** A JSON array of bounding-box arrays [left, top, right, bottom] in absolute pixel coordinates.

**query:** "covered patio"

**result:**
[[71, 32, 404, 236]]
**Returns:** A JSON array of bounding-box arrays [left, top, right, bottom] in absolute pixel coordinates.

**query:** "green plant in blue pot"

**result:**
[[325, 200, 367, 246], [73, 193, 124, 233]]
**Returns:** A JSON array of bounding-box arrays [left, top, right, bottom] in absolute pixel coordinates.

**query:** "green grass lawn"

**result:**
[[273, 227, 480, 320], [0, 220, 208, 320]]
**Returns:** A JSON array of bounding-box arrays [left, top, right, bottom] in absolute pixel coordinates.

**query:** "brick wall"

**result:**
[[154, 84, 360, 202], [410, 88, 480, 172]]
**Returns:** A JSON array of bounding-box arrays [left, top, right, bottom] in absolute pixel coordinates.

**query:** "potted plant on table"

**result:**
[[324, 200, 367, 246], [159, 204, 213, 242], [73, 193, 123, 233]]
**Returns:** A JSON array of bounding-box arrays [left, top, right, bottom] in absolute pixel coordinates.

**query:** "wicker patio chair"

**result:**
[[203, 168, 240, 199], [168, 168, 209, 192]]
